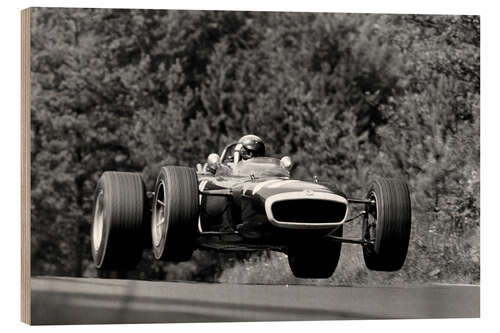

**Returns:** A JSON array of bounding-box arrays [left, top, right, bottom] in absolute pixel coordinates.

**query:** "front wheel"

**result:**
[[151, 166, 199, 262], [362, 179, 411, 271]]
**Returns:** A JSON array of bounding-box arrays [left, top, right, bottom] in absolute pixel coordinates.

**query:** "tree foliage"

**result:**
[[30, 9, 479, 283]]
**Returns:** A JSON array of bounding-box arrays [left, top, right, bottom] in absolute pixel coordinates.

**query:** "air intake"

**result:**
[[271, 199, 347, 223]]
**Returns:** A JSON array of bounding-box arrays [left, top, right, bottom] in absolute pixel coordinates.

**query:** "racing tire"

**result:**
[[362, 179, 411, 271], [287, 226, 343, 279], [152, 166, 199, 262], [90, 172, 148, 270]]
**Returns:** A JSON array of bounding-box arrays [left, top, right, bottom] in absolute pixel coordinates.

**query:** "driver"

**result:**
[[234, 134, 266, 162], [202, 135, 266, 175]]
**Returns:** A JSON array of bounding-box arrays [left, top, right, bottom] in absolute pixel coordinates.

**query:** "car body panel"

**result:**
[[197, 156, 349, 240]]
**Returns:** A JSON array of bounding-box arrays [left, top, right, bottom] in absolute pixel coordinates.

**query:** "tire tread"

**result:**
[[153, 166, 199, 262], [363, 178, 411, 271], [91, 172, 147, 271]]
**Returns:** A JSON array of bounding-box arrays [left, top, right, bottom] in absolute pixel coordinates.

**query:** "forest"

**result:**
[[30, 8, 479, 284]]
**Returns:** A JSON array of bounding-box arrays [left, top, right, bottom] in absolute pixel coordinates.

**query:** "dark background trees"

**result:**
[[30, 8, 479, 283]]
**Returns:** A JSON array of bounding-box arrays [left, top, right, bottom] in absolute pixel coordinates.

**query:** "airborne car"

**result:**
[[91, 142, 411, 278]]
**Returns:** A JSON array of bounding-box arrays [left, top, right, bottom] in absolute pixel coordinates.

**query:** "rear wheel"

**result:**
[[287, 226, 343, 279], [362, 179, 412, 271], [91, 172, 148, 270], [152, 166, 199, 262]]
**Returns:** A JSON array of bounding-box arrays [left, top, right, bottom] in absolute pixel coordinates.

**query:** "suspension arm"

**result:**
[[347, 197, 374, 204], [199, 189, 233, 196], [324, 234, 373, 246]]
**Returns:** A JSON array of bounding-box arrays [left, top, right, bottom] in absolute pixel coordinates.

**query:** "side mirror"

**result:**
[[280, 156, 293, 170], [207, 153, 220, 172]]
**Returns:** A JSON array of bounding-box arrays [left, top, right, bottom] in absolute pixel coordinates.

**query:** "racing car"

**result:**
[[91, 139, 411, 279]]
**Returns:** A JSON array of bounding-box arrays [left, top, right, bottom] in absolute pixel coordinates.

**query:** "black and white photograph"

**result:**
[[19, 4, 480, 326]]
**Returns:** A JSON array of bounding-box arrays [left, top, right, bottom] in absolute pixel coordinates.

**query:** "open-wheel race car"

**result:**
[[91, 137, 412, 279]]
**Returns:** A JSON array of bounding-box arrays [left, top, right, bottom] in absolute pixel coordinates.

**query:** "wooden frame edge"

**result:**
[[21, 7, 31, 325]]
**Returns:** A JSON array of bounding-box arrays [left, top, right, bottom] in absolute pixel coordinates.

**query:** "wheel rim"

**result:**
[[152, 180, 167, 247], [92, 190, 104, 253], [365, 191, 378, 243]]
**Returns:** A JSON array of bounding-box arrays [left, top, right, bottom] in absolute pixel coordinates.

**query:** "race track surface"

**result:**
[[30, 277, 479, 325]]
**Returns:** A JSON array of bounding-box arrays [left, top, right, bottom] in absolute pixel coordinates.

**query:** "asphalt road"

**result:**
[[30, 277, 479, 325]]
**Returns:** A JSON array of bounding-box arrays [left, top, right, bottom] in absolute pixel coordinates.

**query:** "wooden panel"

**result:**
[[21, 7, 31, 325]]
